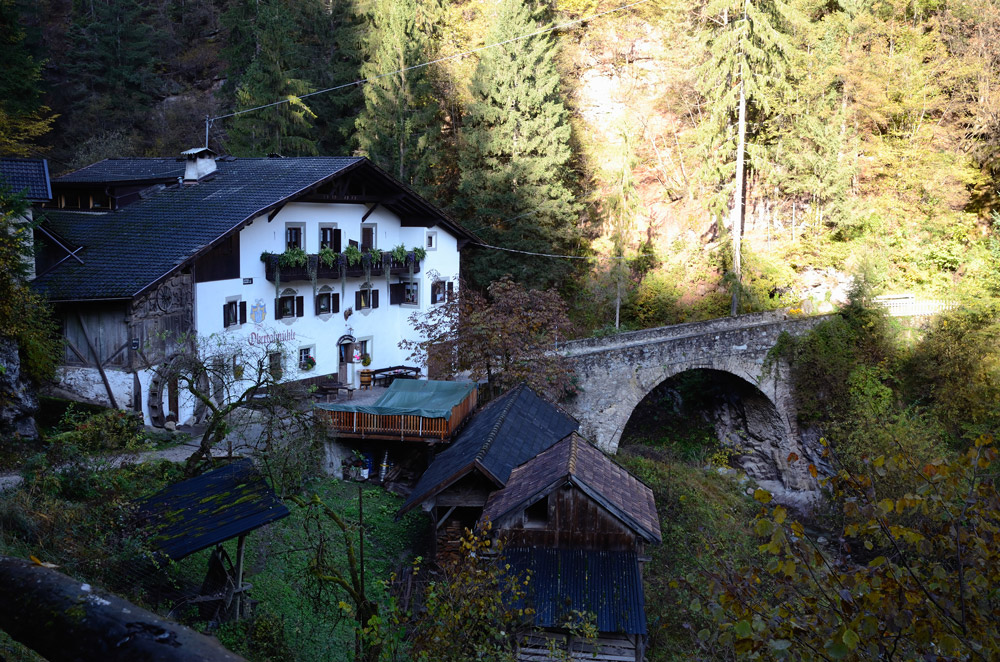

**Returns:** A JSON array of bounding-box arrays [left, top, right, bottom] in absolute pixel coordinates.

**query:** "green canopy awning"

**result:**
[[315, 379, 476, 419]]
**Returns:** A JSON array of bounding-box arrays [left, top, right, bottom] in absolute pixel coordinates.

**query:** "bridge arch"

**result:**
[[620, 364, 801, 488], [560, 312, 831, 493]]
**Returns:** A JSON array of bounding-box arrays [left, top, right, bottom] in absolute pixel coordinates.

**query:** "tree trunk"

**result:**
[[730, 51, 747, 317], [0, 556, 247, 662]]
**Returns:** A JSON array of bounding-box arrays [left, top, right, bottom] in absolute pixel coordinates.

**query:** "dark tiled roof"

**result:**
[[399, 384, 579, 514], [31, 157, 361, 300], [0, 158, 51, 201], [135, 459, 290, 562], [481, 433, 662, 544], [55, 157, 185, 184], [506, 548, 648, 635]]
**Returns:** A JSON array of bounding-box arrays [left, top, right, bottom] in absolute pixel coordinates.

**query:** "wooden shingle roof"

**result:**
[[0, 158, 51, 201], [398, 384, 579, 515], [481, 433, 662, 544]]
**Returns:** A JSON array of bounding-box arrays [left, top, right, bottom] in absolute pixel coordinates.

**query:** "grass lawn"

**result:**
[[168, 478, 430, 662]]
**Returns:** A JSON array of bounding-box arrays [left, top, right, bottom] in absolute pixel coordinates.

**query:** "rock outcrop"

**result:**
[[0, 337, 38, 440]]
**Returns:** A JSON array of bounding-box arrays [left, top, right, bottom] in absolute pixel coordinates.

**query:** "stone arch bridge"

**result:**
[[558, 311, 833, 494]]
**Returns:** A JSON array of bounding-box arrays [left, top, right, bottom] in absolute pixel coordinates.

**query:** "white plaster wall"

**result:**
[[55, 366, 134, 410], [191, 202, 462, 386]]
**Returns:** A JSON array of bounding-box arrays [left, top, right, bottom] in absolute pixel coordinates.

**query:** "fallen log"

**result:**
[[0, 556, 247, 661]]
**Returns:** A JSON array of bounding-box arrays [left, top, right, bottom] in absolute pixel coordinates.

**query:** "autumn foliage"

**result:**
[[400, 277, 576, 400], [688, 435, 1000, 660]]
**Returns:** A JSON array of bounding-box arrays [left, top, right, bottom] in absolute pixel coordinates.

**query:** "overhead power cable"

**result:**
[[205, 0, 654, 135], [471, 241, 632, 261]]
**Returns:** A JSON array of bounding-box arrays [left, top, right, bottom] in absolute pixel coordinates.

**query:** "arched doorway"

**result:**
[[337, 334, 356, 384]]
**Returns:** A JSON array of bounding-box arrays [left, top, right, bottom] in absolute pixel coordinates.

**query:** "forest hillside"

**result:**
[[4, 0, 999, 327]]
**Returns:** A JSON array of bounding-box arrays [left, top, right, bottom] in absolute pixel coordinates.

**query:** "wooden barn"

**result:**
[[397, 384, 579, 560], [479, 433, 662, 662]]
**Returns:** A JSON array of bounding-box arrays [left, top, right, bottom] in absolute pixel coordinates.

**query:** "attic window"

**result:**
[[524, 497, 548, 529]]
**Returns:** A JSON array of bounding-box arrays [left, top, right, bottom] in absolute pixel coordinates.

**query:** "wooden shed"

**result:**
[[397, 384, 579, 561], [479, 433, 661, 662]]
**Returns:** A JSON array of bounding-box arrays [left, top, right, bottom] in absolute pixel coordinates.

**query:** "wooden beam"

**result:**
[[435, 506, 456, 530], [361, 202, 379, 222], [233, 534, 247, 621], [75, 311, 119, 409], [64, 338, 89, 365], [102, 341, 129, 367], [267, 203, 285, 223]]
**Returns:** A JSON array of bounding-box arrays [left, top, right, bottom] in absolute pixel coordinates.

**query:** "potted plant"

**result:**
[[318, 245, 338, 269], [361, 353, 372, 367], [300, 354, 316, 371], [343, 244, 363, 267], [278, 246, 308, 268]]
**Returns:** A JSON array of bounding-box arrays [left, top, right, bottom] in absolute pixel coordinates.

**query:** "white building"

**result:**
[[32, 150, 474, 426]]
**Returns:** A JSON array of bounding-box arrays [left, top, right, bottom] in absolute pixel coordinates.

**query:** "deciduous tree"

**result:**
[[399, 277, 576, 401], [690, 436, 1000, 660]]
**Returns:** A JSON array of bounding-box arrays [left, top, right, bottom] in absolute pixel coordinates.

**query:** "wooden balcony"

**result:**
[[262, 254, 420, 284], [319, 382, 477, 443]]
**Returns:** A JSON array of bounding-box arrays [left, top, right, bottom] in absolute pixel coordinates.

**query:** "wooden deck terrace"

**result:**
[[321, 387, 477, 443]]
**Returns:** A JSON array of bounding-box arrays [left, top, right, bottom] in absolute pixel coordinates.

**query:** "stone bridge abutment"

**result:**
[[559, 312, 832, 494]]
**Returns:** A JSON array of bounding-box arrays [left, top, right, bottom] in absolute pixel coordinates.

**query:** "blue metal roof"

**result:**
[[505, 548, 648, 635], [135, 459, 289, 561]]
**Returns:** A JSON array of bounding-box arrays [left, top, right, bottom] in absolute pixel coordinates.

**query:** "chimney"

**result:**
[[181, 147, 217, 183]]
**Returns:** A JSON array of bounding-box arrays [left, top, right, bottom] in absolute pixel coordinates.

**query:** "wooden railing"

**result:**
[[262, 254, 420, 283], [323, 387, 477, 442], [327, 411, 450, 440]]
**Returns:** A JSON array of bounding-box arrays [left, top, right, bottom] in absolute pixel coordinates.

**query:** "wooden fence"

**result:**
[[323, 387, 477, 442]]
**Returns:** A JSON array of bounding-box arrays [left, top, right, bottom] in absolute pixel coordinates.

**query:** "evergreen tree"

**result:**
[[221, 0, 318, 157], [354, 0, 439, 194], [696, 0, 795, 314], [0, 0, 53, 156], [62, 0, 160, 149], [455, 0, 581, 292]]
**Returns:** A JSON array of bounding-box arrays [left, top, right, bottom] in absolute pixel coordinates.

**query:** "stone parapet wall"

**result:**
[[558, 310, 809, 356], [560, 314, 834, 497]]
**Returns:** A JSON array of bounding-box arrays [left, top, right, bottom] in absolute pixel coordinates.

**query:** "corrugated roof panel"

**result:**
[[505, 548, 648, 635]]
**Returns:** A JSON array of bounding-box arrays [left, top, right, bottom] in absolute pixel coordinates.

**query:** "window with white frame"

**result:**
[[403, 280, 418, 305], [431, 280, 453, 305], [298, 346, 316, 371], [390, 279, 419, 306], [223, 298, 246, 328], [275, 288, 303, 320], [315, 286, 339, 316], [320, 225, 340, 251], [425, 231, 437, 251]]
